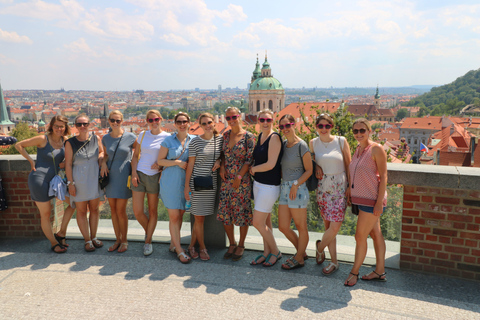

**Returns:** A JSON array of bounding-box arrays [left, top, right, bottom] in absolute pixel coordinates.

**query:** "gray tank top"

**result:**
[[36, 135, 65, 173]]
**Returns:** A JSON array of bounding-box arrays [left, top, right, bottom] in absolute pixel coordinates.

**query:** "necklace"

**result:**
[[320, 137, 333, 148]]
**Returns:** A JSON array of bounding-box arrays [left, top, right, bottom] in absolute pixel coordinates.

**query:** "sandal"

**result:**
[[231, 246, 244, 262], [361, 271, 387, 281], [54, 233, 69, 247], [316, 240, 325, 265], [108, 242, 121, 252], [250, 254, 267, 265], [51, 243, 67, 254], [322, 262, 339, 276], [92, 238, 103, 248], [178, 251, 191, 264], [169, 246, 176, 253], [188, 246, 199, 259], [85, 241, 95, 252], [263, 251, 282, 267], [223, 244, 237, 259], [199, 248, 210, 261], [118, 243, 128, 253], [344, 272, 359, 287], [281, 258, 304, 270]]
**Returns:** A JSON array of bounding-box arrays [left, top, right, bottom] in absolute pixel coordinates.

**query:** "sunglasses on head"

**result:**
[[109, 119, 121, 124], [225, 115, 239, 121], [201, 121, 213, 126], [259, 118, 273, 123], [147, 117, 161, 123], [279, 123, 294, 130], [316, 124, 332, 129], [176, 120, 189, 125], [352, 128, 367, 134], [75, 122, 89, 127]]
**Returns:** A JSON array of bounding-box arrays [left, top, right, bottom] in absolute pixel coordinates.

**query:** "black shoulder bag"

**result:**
[[306, 138, 319, 192], [99, 133, 123, 189]]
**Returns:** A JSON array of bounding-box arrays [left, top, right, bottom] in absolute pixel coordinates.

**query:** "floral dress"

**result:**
[[217, 130, 255, 226]]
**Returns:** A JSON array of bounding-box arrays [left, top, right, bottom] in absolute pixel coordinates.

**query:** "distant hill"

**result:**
[[406, 68, 480, 116]]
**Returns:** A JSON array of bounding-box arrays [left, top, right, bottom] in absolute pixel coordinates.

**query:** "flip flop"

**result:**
[[108, 242, 121, 252], [361, 271, 387, 281], [118, 243, 128, 253], [344, 272, 359, 287], [322, 262, 339, 276]]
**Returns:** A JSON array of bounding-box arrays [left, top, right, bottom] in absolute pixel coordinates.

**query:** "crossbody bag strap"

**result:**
[[73, 134, 92, 162], [107, 132, 124, 171], [174, 135, 190, 161], [48, 135, 58, 176], [137, 131, 147, 161]]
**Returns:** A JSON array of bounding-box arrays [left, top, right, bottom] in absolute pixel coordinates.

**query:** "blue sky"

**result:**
[[0, 0, 479, 91]]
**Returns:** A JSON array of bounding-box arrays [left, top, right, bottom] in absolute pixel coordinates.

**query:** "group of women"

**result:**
[[17, 107, 388, 287]]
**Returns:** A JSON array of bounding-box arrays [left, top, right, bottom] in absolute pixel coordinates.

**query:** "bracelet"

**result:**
[[237, 175, 242, 180]]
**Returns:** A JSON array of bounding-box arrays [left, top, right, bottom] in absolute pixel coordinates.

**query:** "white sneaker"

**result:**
[[144, 243, 153, 256]]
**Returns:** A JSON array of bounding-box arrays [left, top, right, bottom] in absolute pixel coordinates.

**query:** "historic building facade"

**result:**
[[248, 54, 285, 114]]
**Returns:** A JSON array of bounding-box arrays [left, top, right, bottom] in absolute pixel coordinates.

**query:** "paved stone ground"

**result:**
[[0, 238, 479, 320]]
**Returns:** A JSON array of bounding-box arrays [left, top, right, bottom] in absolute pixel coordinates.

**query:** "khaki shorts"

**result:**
[[131, 171, 160, 194]]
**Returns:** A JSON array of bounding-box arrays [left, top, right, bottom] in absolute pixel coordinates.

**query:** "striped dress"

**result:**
[[188, 135, 223, 216]]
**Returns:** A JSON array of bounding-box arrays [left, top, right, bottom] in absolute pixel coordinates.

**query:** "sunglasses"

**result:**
[[75, 122, 89, 127], [147, 117, 161, 123], [201, 121, 213, 126], [316, 124, 332, 129], [352, 128, 367, 134], [225, 115, 239, 121], [176, 120, 189, 125], [279, 123, 294, 130], [109, 119, 121, 124], [259, 118, 273, 123]]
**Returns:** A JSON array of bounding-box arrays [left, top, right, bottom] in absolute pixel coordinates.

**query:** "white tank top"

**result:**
[[313, 136, 345, 175]]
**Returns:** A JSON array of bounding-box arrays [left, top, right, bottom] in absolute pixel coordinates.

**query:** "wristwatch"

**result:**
[[67, 181, 75, 186], [293, 180, 298, 186]]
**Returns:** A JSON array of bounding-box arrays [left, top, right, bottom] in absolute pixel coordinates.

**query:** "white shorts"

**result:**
[[253, 181, 280, 213]]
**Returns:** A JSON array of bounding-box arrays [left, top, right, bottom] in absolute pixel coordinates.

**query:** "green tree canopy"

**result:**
[[3, 123, 38, 155]]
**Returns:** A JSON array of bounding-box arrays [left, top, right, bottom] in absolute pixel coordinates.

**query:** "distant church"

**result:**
[[248, 53, 285, 114], [0, 82, 15, 134]]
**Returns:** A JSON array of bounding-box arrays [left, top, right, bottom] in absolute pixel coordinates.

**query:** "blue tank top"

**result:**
[[253, 132, 283, 185]]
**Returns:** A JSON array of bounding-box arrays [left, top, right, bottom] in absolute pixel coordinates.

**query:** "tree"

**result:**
[[2, 122, 38, 155], [396, 108, 409, 120]]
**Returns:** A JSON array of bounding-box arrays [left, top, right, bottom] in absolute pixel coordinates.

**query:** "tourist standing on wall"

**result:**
[[218, 107, 256, 262], [65, 114, 104, 252], [345, 118, 388, 287], [157, 112, 194, 264], [184, 113, 222, 261], [311, 113, 351, 275], [16, 115, 75, 253], [250, 109, 284, 267], [131, 110, 170, 256], [101, 110, 137, 253], [277, 114, 313, 270]]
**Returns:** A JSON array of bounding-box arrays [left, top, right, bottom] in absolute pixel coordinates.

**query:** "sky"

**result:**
[[0, 0, 480, 91]]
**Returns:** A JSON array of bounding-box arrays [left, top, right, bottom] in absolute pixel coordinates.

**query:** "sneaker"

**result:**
[[144, 243, 153, 256]]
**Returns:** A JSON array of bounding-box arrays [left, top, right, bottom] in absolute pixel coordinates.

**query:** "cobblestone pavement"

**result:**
[[0, 239, 479, 320]]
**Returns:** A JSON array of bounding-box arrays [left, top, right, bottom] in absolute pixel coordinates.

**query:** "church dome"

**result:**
[[251, 77, 283, 90], [38, 119, 45, 127]]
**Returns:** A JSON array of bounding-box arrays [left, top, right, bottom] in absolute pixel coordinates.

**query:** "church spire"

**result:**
[[0, 82, 14, 125]]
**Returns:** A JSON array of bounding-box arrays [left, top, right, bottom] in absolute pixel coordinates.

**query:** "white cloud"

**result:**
[[0, 0, 67, 20], [64, 38, 98, 57], [0, 53, 16, 65], [0, 28, 32, 44], [215, 4, 247, 26], [160, 33, 190, 46]]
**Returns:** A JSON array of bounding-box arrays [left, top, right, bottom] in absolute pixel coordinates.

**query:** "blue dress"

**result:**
[[159, 133, 193, 210], [102, 132, 136, 199]]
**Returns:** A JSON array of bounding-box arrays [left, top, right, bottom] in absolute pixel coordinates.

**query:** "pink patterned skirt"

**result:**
[[316, 172, 347, 222]]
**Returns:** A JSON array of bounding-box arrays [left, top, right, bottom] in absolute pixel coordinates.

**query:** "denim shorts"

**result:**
[[358, 205, 385, 215], [279, 180, 309, 209], [131, 171, 160, 194], [253, 181, 280, 213]]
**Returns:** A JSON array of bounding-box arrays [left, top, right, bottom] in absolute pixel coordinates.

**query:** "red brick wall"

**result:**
[[0, 170, 64, 238], [401, 185, 480, 280]]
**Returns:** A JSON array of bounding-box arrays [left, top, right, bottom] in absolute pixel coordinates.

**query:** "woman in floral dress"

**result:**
[[310, 113, 351, 275], [218, 107, 255, 261]]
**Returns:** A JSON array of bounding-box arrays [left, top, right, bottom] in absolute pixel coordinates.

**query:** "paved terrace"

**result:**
[[1, 238, 479, 320]]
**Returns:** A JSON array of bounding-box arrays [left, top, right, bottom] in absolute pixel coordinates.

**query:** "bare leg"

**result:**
[[278, 205, 298, 250], [35, 201, 64, 251], [132, 190, 148, 232], [116, 198, 129, 243], [290, 208, 309, 264], [145, 193, 159, 244], [168, 208, 185, 253], [362, 219, 386, 279], [223, 224, 237, 255], [56, 197, 75, 245], [88, 198, 100, 240], [193, 215, 206, 250], [317, 219, 343, 265], [234, 225, 249, 256], [75, 201, 91, 242], [108, 198, 121, 243], [253, 210, 279, 264]]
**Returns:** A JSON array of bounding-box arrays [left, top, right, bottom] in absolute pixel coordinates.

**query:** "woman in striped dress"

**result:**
[[184, 113, 222, 261]]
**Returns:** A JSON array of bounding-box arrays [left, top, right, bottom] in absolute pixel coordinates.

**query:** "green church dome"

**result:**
[[38, 119, 45, 126], [251, 77, 283, 90]]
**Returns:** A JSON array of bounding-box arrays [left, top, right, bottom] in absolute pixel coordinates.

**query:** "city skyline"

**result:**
[[1, 0, 480, 91]]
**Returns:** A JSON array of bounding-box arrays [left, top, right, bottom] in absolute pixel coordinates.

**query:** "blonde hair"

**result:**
[[225, 106, 240, 114], [315, 113, 334, 126], [75, 113, 89, 123], [109, 110, 123, 121], [198, 112, 218, 136], [353, 118, 372, 131], [146, 109, 162, 120], [258, 108, 274, 118]]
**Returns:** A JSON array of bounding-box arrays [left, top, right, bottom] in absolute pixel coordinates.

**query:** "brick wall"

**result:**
[[401, 185, 480, 280], [0, 155, 64, 238]]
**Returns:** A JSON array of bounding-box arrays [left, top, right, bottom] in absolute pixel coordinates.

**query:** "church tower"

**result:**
[[0, 82, 15, 134], [374, 86, 381, 107], [100, 103, 109, 129]]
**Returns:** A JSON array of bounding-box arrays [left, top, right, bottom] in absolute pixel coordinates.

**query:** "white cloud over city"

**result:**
[[0, 0, 479, 90]]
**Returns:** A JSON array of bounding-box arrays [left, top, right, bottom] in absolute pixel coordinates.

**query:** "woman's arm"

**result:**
[[309, 138, 323, 179], [131, 141, 141, 188], [341, 137, 352, 201], [65, 141, 76, 197], [288, 149, 313, 200], [184, 156, 195, 201], [100, 141, 109, 177], [372, 143, 388, 216], [157, 146, 187, 170], [250, 134, 281, 174], [15, 135, 47, 172], [96, 135, 104, 166]]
